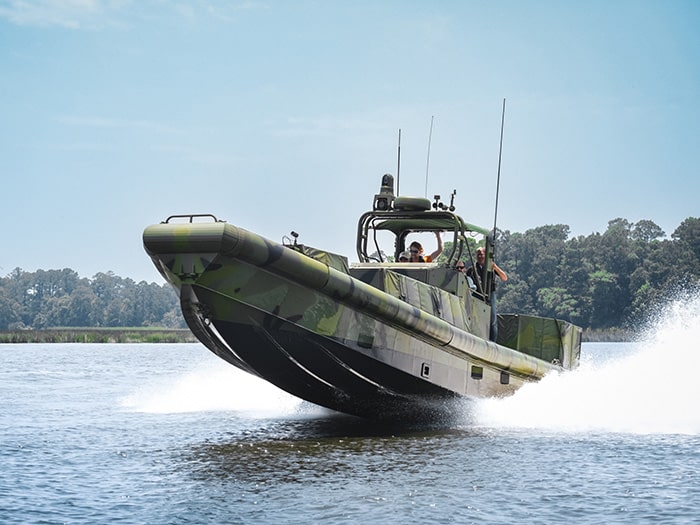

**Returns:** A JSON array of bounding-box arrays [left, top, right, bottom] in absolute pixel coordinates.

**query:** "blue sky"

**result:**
[[1, 1, 698, 283]]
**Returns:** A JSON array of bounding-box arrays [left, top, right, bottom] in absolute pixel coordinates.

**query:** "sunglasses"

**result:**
[[456, 265, 465, 270], [410, 249, 419, 254]]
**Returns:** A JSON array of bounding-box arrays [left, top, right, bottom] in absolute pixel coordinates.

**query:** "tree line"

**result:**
[[0, 269, 184, 330], [492, 217, 700, 330], [1, 216, 699, 332]]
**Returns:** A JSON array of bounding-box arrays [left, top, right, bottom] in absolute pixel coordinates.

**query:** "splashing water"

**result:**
[[121, 359, 306, 417], [475, 292, 700, 435]]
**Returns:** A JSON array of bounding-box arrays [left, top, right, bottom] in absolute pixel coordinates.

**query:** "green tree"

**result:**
[[672, 217, 700, 261], [631, 220, 665, 242], [0, 285, 22, 330]]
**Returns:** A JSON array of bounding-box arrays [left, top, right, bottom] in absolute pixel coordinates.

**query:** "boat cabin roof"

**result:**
[[373, 216, 489, 236]]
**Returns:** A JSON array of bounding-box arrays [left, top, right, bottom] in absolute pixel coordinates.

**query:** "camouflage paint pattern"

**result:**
[[144, 217, 581, 415]]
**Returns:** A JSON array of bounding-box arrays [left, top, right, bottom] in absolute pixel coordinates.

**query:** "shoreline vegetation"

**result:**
[[0, 327, 633, 344], [0, 328, 198, 344]]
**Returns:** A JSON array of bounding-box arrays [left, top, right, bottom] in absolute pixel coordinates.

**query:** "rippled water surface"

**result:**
[[2, 298, 700, 524]]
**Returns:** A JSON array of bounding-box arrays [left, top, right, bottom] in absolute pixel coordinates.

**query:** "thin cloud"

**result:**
[[275, 111, 398, 138], [0, 0, 266, 29], [0, 0, 108, 29], [57, 115, 184, 135]]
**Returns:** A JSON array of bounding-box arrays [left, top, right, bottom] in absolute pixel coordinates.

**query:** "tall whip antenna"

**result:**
[[424, 115, 434, 198], [396, 128, 401, 195], [492, 99, 506, 245]]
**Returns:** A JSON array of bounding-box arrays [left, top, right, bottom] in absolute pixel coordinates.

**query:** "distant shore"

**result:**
[[0, 328, 198, 344], [0, 327, 632, 344]]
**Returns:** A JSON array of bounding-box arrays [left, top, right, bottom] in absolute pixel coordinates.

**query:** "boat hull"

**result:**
[[183, 283, 468, 419]]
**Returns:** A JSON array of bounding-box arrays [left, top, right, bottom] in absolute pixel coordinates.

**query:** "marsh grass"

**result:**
[[0, 328, 197, 344]]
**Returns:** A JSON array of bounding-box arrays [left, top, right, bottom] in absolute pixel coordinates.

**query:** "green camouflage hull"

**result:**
[[143, 218, 581, 420]]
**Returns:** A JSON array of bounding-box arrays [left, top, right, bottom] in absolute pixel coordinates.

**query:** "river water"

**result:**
[[2, 297, 700, 524]]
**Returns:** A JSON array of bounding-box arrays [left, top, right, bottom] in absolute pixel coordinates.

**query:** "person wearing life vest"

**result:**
[[467, 247, 508, 340]]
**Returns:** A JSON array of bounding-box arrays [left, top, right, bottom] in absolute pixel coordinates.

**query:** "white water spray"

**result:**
[[476, 292, 700, 435], [121, 358, 306, 417]]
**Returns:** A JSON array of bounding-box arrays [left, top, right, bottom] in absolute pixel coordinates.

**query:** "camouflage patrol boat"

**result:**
[[143, 174, 582, 420]]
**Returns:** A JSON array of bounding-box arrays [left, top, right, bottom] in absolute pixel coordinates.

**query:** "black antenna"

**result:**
[[492, 99, 506, 245], [424, 115, 434, 198], [397, 128, 401, 196]]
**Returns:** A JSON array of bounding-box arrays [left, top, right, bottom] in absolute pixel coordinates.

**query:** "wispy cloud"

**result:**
[[273, 105, 439, 139], [53, 114, 243, 167], [0, 0, 112, 29], [204, 1, 268, 22], [0, 0, 266, 29], [57, 114, 184, 135]]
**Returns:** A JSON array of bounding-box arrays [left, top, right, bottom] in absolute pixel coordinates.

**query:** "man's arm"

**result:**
[[492, 262, 508, 282]]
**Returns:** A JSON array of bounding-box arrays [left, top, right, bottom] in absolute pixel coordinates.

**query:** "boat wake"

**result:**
[[474, 291, 700, 435], [120, 359, 312, 417]]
